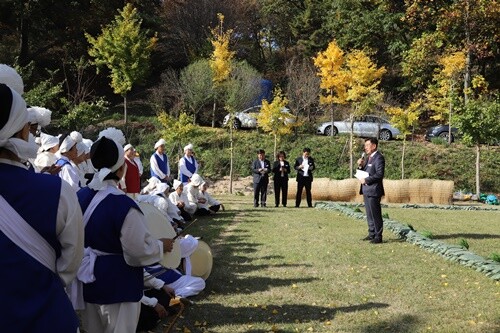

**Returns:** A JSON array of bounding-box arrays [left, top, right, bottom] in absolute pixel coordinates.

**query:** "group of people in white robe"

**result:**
[[0, 64, 222, 333]]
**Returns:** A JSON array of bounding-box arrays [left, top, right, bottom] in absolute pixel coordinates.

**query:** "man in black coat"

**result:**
[[357, 137, 385, 244], [294, 147, 316, 207], [252, 149, 271, 207]]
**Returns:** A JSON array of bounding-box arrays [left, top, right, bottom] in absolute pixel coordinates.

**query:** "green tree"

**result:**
[[179, 59, 214, 124], [455, 83, 500, 196], [387, 101, 421, 179], [157, 112, 199, 159], [86, 3, 157, 124], [257, 88, 295, 158]]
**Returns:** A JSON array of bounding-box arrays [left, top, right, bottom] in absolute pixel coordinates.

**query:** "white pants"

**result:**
[[167, 275, 205, 298], [82, 302, 141, 333]]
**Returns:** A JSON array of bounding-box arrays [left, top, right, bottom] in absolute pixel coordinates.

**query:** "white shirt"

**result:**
[[184, 184, 201, 215], [302, 157, 310, 177], [150, 152, 170, 179], [58, 156, 81, 192], [169, 190, 196, 215], [178, 155, 198, 182], [33, 151, 57, 172], [198, 191, 220, 210]]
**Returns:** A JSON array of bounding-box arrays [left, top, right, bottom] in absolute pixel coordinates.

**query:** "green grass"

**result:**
[[154, 196, 500, 333], [383, 207, 500, 259]]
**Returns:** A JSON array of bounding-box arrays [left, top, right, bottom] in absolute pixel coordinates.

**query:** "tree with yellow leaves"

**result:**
[[314, 40, 386, 177], [387, 102, 421, 179], [257, 88, 295, 158], [425, 51, 466, 144], [209, 13, 234, 128]]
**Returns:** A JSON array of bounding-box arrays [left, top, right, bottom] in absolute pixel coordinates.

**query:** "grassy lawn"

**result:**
[[158, 195, 500, 333]]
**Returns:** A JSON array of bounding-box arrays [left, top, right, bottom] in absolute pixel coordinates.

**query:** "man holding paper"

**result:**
[[357, 138, 385, 244]]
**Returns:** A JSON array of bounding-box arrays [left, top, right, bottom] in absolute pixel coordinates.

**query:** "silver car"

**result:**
[[223, 105, 295, 129], [317, 115, 400, 141]]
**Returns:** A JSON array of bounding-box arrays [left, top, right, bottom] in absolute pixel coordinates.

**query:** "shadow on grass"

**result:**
[[433, 233, 500, 240], [359, 314, 421, 333], [180, 302, 389, 331]]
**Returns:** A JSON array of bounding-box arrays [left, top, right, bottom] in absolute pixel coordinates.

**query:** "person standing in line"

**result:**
[[150, 138, 171, 184], [122, 143, 141, 199], [178, 143, 199, 185], [0, 83, 84, 332], [272, 151, 291, 207], [252, 149, 271, 207], [357, 137, 385, 244], [294, 147, 316, 208]]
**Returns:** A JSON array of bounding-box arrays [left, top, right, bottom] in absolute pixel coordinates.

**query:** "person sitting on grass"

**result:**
[[196, 181, 225, 215]]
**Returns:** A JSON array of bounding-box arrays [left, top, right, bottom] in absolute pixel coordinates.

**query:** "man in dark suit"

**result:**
[[357, 138, 385, 244], [252, 149, 271, 207], [294, 147, 316, 207]]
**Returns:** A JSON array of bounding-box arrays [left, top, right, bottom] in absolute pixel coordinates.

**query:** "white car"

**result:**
[[316, 115, 400, 141], [223, 105, 295, 129]]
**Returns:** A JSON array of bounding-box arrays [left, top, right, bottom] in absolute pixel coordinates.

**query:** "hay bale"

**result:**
[[383, 179, 410, 203], [431, 180, 454, 205], [312, 178, 331, 201], [408, 179, 434, 204], [331, 179, 359, 202]]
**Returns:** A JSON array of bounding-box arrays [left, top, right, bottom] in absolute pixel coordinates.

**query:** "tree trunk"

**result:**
[[349, 115, 354, 178], [229, 125, 234, 194], [401, 138, 406, 179], [18, 3, 30, 66], [124, 94, 127, 124], [464, 0, 471, 105], [475, 144, 480, 197], [212, 100, 216, 128], [330, 105, 334, 138], [448, 84, 453, 145], [273, 134, 277, 160]]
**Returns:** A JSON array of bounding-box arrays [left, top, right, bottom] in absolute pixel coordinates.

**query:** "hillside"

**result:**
[[116, 118, 499, 195]]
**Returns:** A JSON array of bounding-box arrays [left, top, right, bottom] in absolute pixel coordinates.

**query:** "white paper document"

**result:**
[[355, 169, 369, 180]]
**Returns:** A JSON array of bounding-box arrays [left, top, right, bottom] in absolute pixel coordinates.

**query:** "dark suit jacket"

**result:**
[[359, 151, 385, 197], [272, 160, 291, 180], [252, 159, 271, 184], [294, 156, 316, 182]]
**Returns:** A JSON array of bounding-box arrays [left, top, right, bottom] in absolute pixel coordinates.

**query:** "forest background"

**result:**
[[1, 0, 499, 193]]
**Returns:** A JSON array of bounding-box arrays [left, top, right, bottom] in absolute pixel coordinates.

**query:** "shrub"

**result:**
[[458, 238, 469, 250], [420, 230, 434, 239]]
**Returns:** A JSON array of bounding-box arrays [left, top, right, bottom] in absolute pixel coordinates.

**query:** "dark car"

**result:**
[[425, 125, 459, 142]]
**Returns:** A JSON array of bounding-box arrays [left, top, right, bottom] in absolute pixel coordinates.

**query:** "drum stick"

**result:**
[[173, 219, 198, 240]]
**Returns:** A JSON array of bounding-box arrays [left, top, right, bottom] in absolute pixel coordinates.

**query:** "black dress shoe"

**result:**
[[254, 204, 259, 207], [370, 238, 383, 244], [361, 236, 373, 241]]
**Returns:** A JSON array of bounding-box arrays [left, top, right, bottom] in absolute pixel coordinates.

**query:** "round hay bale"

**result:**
[[408, 179, 434, 204], [431, 180, 454, 205], [383, 179, 410, 203], [331, 179, 359, 202], [287, 179, 297, 200], [312, 178, 331, 201]]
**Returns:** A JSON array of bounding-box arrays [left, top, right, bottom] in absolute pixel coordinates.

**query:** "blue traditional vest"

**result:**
[[180, 156, 197, 183], [144, 265, 181, 285], [77, 187, 144, 304], [55, 157, 71, 167], [0, 163, 79, 332], [150, 153, 168, 181]]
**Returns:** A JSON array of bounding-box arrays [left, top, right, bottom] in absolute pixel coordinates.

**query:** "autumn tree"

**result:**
[[256, 88, 295, 158], [314, 40, 385, 177], [86, 4, 156, 124], [209, 13, 234, 128], [425, 51, 466, 143], [386, 102, 421, 179]]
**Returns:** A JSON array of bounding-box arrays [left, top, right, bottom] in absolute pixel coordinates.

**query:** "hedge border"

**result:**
[[315, 201, 500, 281]]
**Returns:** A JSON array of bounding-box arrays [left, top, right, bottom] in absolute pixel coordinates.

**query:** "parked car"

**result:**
[[316, 115, 400, 141], [222, 105, 295, 129], [424, 125, 459, 143]]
